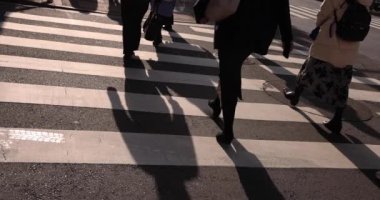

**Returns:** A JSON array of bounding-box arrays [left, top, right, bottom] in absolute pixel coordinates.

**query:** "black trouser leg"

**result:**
[[218, 47, 251, 137], [121, 0, 149, 54], [332, 106, 345, 122]]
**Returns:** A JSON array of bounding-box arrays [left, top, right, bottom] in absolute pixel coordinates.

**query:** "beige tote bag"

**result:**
[[205, 0, 240, 22]]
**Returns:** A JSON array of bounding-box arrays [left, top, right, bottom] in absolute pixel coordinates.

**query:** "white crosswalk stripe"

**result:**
[[288, 5, 380, 30], [0, 8, 379, 173]]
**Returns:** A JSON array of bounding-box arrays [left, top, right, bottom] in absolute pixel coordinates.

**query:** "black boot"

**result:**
[[283, 87, 303, 106], [323, 107, 344, 134], [208, 96, 221, 118], [216, 133, 233, 145]]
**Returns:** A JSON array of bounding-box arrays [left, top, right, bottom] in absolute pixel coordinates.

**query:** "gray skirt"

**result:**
[[297, 57, 353, 108]]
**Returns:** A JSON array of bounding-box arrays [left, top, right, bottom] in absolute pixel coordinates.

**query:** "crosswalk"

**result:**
[[0, 4, 380, 198], [290, 4, 380, 30]]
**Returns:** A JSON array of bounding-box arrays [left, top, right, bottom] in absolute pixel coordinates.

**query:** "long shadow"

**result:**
[[219, 141, 285, 199], [293, 107, 380, 188], [107, 81, 198, 198], [0, 1, 34, 34]]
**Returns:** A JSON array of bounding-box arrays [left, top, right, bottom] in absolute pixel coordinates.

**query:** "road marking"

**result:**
[[0, 35, 218, 67], [190, 26, 214, 34], [290, 7, 317, 19], [258, 64, 380, 86], [5, 12, 122, 30], [6, 13, 214, 42], [263, 54, 305, 65], [290, 5, 318, 16], [0, 82, 328, 123], [1, 128, 379, 169], [0, 55, 277, 92], [0, 22, 205, 52], [290, 12, 309, 19]]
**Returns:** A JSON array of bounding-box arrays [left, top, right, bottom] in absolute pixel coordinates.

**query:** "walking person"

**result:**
[[150, 0, 177, 46], [121, 0, 150, 61], [205, 0, 294, 144], [283, 0, 373, 134]]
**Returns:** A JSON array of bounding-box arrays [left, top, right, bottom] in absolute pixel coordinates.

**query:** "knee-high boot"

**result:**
[[221, 96, 237, 139]]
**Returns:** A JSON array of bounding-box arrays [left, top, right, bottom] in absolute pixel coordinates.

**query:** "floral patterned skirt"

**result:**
[[297, 57, 353, 108]]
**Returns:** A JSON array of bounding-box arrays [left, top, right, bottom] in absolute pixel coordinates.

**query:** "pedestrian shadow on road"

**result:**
[[0, 1, 32, 34], [107, 78, 198, 199], [218, 140, 285, 199], [292, 107, 380, 188]]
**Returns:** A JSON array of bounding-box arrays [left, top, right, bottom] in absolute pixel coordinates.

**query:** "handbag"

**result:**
[[143, 11, 161, 41], [205, 0, 240, 22], [143, 1, 162, 41]]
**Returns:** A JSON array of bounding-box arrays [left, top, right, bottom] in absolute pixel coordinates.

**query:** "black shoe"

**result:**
[[208, 97, 221, 118], [283, 88, 300, 106], [216, 133, 233, 145], [153, 40, 162, 47], [124, 51, 137, 61], [323, 119, 342, 134], [163, 25, 173, 32]]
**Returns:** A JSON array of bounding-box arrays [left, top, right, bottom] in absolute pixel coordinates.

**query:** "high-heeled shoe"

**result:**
[[283, 88, 300, 106], [323, 119, 342, 134], [208, 97, 221, 118]]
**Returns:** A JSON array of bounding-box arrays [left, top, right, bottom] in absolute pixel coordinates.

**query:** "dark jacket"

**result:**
[[214, 0, 293, 54]]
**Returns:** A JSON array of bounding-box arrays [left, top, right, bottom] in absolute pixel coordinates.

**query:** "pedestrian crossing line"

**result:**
[[290, 5, 318, 16], [0, 35, 218, 68], [1, 128, 379, 169], [0, 82, 328, 123], [370, 24, 380, 29], [0, 55, 277, 92], [299, 6, 319, 14], [290, 11, 309, 19], [0, 22, 205, 52], [259, 64, 380, 86], [190, 26, 214, 34], [290, 7, 317, 19], [5, 12, 122, 30], [1, 13, 214, 43], [262, 54, 306, 65]]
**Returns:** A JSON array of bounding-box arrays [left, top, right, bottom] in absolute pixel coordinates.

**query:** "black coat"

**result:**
[[214, 0, 293, 55]]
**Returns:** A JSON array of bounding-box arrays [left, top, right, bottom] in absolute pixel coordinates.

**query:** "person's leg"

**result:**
[[324, 106, 345, 134], [153, 17, 163, 47], [216, 47, 251, 144], [283, 58, 308, 106], [122, 0, 150, 58]]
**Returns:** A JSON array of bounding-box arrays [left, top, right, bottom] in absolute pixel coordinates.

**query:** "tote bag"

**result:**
[[205, 0, 240, 22]]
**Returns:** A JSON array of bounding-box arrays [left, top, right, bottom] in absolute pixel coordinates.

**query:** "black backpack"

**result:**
[[334, 0, 372, 42]]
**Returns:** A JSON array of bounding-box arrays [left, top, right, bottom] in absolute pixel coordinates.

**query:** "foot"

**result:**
[[208, 97, 221, 118], [323, 119, 342, 134], [216, 133, 234, 145], [283, 88, 300, 106], [163, 25, 173, 32], [153, 40, 162, 47], [124, 51, 138, 61]]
